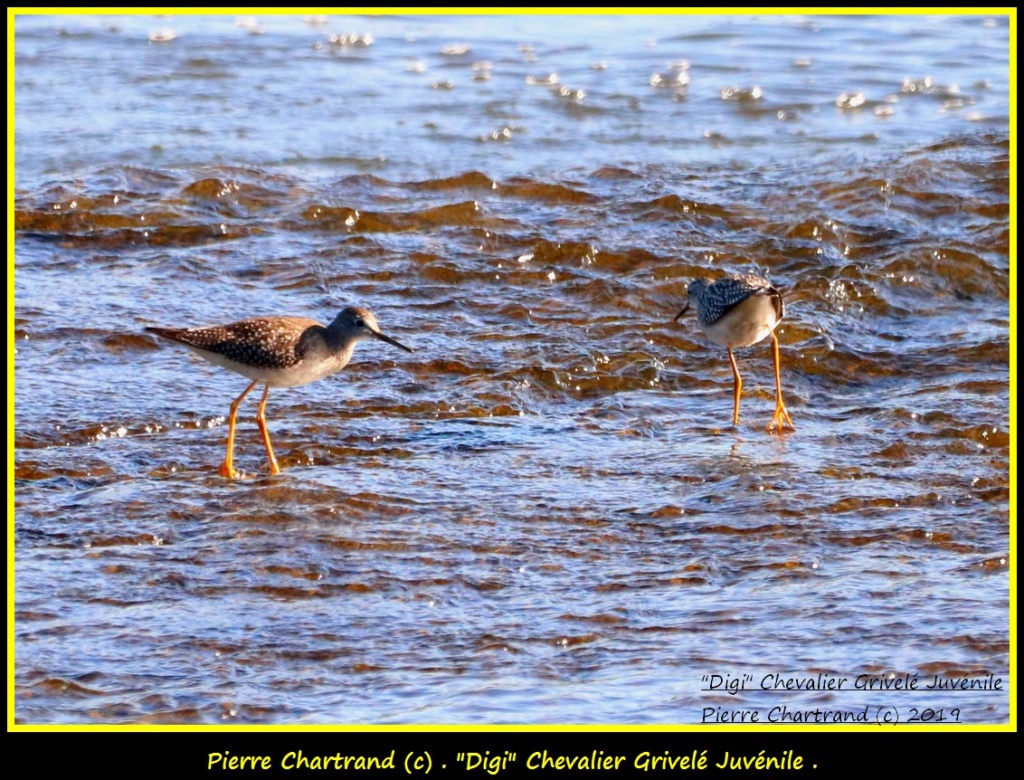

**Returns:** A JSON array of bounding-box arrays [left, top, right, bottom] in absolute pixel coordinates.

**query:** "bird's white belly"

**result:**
[[185, 346, 347, 388], [702, 294, 779, 349]]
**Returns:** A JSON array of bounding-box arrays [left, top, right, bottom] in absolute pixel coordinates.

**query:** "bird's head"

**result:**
[[332, 306, 413, 353]]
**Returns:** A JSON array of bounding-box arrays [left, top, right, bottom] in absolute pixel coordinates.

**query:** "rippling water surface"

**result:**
[[14, 13, 1011, 724]]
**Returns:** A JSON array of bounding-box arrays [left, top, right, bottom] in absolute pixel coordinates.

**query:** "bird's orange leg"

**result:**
[[767, 332, 795, 433], [728, 347, 743, 426], [220, 380, 259, 479], [255, 384, 280, 475]]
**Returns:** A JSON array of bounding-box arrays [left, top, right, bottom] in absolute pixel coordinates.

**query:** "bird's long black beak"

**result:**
[[374, 330, 413, 353], [674, 301, 691, 322]]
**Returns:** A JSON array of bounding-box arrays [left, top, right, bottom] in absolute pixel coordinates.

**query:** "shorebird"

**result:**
[[146, 306, 412, 478], [675, 274, 794, 432]]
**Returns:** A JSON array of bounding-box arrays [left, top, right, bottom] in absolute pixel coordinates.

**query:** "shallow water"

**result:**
[[14, 13, 1011, 724]]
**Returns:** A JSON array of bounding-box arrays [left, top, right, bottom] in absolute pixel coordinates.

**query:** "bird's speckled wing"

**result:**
[[700, 276, 782, 326], [146, 316, 323, 370]]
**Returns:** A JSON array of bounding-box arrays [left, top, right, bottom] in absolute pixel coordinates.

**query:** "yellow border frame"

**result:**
[[7, 6, 1016, 734]]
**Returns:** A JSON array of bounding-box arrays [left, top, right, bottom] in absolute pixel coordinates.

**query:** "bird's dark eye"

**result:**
[[354, 318, 365, 327]]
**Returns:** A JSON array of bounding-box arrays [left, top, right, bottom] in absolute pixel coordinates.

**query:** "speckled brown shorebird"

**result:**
[[146, 306, 412, 478], [675, 274, 795, 432]]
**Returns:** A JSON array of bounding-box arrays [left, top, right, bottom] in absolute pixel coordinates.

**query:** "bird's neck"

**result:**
[[321, 323, 359, 358]]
